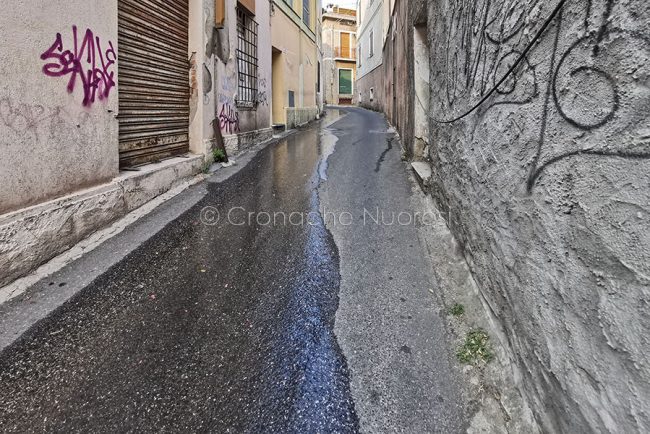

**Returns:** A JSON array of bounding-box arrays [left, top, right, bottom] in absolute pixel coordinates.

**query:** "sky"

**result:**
[[326, 0, 357, 9]]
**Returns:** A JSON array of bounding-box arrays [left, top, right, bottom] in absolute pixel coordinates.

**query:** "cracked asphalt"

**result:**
[[0, 108, 467, 432]]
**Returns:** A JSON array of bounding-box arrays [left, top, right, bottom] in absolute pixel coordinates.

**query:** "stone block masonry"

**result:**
[[426, 0, 650, 432], [0, 156, 204, 293]]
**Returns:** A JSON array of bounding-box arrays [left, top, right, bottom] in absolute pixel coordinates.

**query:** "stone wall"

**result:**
[[426, 0, 650, 432], [0, 156, 203, 291]]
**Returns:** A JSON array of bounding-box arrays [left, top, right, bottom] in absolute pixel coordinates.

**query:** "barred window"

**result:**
[[236, 8, 258, 108]]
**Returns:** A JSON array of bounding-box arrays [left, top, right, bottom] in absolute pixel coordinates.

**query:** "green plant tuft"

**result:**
[[212, 147, 227, 163], [449, 303, 465, 316], [457, 329, 494, 365]]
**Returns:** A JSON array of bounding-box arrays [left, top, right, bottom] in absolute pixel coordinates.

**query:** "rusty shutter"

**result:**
[[118, 0, 189, 167]]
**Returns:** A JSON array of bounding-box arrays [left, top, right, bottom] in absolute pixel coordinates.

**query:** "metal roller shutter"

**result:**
[[118, 0, 189, 167]]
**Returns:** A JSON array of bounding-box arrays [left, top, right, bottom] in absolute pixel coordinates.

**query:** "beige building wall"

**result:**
[[270, 0, 320, 128]]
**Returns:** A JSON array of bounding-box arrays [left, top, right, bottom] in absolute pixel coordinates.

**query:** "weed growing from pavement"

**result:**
[[457, 329, 494, 365], [449, 303, 465, 316], [213, 148, 227, 163]]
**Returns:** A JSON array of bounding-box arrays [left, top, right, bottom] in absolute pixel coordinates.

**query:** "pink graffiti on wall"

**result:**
[[219, 105, 240, 134], [40, 25, 116, 107]]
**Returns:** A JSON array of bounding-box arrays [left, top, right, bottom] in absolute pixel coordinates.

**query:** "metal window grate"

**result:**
[[236, 8, 258, 108]]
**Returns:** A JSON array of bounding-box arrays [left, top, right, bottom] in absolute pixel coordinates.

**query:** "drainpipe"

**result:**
[[212, 0, 229, 162]]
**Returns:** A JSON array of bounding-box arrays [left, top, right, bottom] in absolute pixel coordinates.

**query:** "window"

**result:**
[[369, 30, 374, 57], [317, 61, 321, 93], [339, 69, 353, 95], [370, 87, 374, 101], [339, 32, 351, 58], [236, 7, 259, 107], [302, 0, 310, 27]]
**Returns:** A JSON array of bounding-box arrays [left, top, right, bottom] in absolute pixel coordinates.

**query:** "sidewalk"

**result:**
[[0, 125, 303, 352]]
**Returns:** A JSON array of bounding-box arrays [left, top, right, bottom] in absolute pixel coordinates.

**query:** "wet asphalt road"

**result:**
[[0, 108, 466, 432]]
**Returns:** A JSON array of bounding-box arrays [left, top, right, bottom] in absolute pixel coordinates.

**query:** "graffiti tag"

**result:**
[[40, 25, 116, 107], [219, 105, 240, 134]]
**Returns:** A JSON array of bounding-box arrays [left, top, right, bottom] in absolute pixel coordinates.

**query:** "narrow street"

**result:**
[[0, 108, 466, 432]]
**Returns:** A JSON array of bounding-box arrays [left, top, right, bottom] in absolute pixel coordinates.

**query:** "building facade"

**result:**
[[355, 0, 391, 110], [322, 5, 357, 105], [354, 0, 426, 159], [0, 0, 274, 291], [270, 0, 322, 129], [214, 0, 274, 155]]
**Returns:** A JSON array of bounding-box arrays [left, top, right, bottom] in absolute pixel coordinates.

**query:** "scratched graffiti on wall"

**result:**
[[256, 91, 269, 107], [219, 104, 240, 134], [257, 76, 269, 106], [0, 97, 89, 141], [258, 77, 268, 89], [433, 0, 650, 192], [40, 25, 116, 107]]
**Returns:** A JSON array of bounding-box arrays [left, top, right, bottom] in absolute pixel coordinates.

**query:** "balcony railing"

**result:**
[[334, 47, 356, 60]]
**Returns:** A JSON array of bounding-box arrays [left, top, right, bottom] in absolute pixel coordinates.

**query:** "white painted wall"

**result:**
[[356, 0, 384, 78]]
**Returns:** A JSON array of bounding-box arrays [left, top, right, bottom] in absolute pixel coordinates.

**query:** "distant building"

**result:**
[[355, 0, 429, 160], [355, 0, 391, 110], [322, 5, 357, 105], [270, 0, 323, 129]]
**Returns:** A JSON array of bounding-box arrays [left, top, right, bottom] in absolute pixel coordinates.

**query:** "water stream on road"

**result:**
[[264, 112, 359, 432]]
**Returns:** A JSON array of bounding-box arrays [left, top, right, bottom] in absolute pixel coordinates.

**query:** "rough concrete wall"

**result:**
[[427, 0, 650, 432], [212, 0, 271, 142], [0, 0, 119, 214]]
